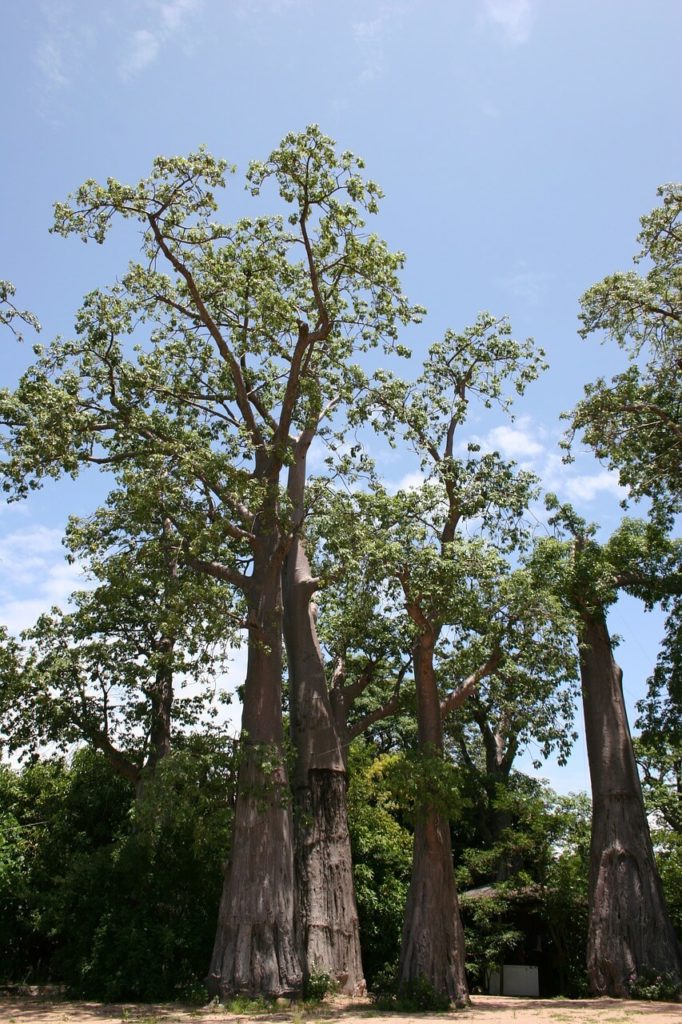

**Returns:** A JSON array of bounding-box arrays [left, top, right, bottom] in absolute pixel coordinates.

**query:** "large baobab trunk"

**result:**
[[283, 436, 365, 995], [580, 609, 682, 997], [398, 632, 469, 1006], [208, 542, 302, 999], [400, 807, 469, 1003]]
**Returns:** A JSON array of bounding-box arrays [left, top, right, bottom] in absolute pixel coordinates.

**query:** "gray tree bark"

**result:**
[[580, 608, 682, 996], [398, 631, 469, 1006], [208, 534, 302, 999], [283, 435, 365, 995]]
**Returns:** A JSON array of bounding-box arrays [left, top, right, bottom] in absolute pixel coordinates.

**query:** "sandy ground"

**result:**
[[1, 993, 681, 1024]]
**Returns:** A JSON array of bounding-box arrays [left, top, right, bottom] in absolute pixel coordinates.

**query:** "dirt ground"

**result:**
[[1, 992, 681, 1024]]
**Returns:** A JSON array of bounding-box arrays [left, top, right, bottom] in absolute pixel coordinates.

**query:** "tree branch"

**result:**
[[440, 648, 502, 717]]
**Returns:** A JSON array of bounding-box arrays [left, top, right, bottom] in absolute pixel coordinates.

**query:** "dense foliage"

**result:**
[[0, 134, 680, 1003], [0, 740, 235, 999]]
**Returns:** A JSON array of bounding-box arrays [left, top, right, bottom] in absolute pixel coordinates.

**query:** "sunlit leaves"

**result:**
[[0, 280, 40, 341], [571, 183, 682, 526]]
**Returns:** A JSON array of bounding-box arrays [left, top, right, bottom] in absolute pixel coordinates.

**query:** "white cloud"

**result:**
[[483, 422, 544, 460], [0, 525, 85, 635], [119, 0, 202, 80], [395, 470, 425, 492], [120, 29, 161, 77], [541, 451, 629, 508], [482, 0, 534, 46], [159, 0, 199, 32], [563, 470, 627, 504], [469, 417, 545, 464]]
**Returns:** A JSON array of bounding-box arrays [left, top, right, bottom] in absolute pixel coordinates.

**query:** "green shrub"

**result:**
[[372, 973, 452, 1012], [346, 744, 412, 990], [303, 968, 338, 1003], [629, 967, 681, 1002]]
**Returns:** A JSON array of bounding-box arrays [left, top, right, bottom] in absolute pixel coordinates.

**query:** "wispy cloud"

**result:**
[[234, 0, 304, 16], [482, 0, 534, 46], [159, 0, 199, 31], [120, 0, 202, 80], [34, 1, 202, 93], [353, 14, 388, 83], [499, 263, 553, 305], [35, 36, 68, 88], [34, 0, 85, 92], [121, 29, 161, 77], [352, 2, 412, 84], [480, 100, 502, 119]]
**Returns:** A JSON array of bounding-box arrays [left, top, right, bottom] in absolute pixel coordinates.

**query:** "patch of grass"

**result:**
[[224, 994, 275, 1013]]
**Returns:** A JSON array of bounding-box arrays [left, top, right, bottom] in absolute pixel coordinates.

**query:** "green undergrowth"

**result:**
[[371, 973, 453, 1012], [629, 967, 681, 1002]]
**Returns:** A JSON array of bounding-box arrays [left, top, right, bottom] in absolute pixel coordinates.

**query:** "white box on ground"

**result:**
[[487, 965, 539, 997]]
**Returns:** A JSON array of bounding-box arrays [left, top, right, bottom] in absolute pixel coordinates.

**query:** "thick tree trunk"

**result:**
[[292, 766, 365, 994], [400, 807, 468, 1003], [398, 633, 469, 1005], [580, 609, 682, 997], [208, 545, 302, 999], [283, 437, 365, 995]]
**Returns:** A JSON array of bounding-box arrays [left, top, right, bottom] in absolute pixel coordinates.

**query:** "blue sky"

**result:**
[[2, 0, 680, 792]]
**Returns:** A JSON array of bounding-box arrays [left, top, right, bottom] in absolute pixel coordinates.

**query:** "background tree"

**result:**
[[636, 599, 682, 837], [569, 183, 681, 527], [1, 482, 232, 798], [350, 314, 545, 1003], [444, 566, 578, 882], [542, 506, 682, 996], [345, 742, 413, 991], [0, 739, 236, 1000], [0, 127, 420, 996], [456, 784, 591, 998], [635, 599, 682, 939]]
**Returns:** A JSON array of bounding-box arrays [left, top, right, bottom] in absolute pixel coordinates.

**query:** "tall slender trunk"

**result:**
[[283, 436, 365, 995], [580, 608, 682, 996], [208, 535, 302, 999], [476, 712, 518, 881], [149, 666, 173, 764], [134, 656, 174, 801], [398, 632, 469, 1005], [146, 650, 174, 771]]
